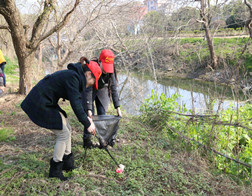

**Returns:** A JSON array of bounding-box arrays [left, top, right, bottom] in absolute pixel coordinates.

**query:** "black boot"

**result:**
[[49, 158, 68, 181], [62, 153, 75, 172], [83, 135, 95, 149]]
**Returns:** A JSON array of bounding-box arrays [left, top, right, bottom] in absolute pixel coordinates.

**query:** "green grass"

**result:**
[[244, 53, 252, 72], [0, 106, 251, 195], [0, 127, 16, 142], [179, 38, 205, 44], [3, 56, 19, 85], [176, 37, 252, 71], [4, 57, 18, 75], [0, 116, 211, 195]]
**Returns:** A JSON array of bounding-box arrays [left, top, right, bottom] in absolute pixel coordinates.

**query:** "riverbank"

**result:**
[[158, 69, 251, 88], [1, 92, 252, 195], [119, 37, 252, 91], [0, 65, 252, 195], [0, 56, 252, 195]]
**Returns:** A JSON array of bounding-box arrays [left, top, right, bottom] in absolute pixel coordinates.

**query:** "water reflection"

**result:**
[[117, 73, 244, 115]]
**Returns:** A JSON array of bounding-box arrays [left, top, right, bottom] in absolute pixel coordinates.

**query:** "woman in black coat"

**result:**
[[21, 60, 102, 181], [81, 49, 121, 148]]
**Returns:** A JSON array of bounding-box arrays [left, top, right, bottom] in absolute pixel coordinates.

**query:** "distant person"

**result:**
[[81, 49, 121, 148], [0, 49, 6, 87], [21, 59, 102, 181], [0, 67, 4, 97]]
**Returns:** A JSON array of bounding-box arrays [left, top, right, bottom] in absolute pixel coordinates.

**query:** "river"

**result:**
[[117, 72, 245, 115]]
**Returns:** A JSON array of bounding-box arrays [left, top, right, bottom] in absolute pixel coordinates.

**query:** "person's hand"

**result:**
[[87, 110, 92, 118], [117, 107, 122, 117], [87, 117, 96, 135]]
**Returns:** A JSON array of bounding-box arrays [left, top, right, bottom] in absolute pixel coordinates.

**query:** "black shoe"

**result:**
[[83, 137, 95, 149], [62, 153, 76, 172], [49, 158, 68, 181]]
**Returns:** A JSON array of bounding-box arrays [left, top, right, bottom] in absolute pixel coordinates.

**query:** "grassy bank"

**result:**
[[1, 97, 252, 195], [123, 37, 252, 85], [178, 37, 252, 72], [0, 59, 252, 195]]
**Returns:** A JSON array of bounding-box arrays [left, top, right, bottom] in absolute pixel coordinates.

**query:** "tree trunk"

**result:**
[[244, 0, 252, 39], [200, 0, 218, 69], [204, 22, 218, 69], [18, 53, 35, 94]]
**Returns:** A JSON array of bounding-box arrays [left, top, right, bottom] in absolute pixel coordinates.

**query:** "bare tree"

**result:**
[[0, 0, 80, 94], [47, 0, 109, 70], [197, 0, 218, 69]]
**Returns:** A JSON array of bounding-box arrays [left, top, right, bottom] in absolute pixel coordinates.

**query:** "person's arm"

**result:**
[[110, 73, 121, 116], [86, 86, 93, 117]]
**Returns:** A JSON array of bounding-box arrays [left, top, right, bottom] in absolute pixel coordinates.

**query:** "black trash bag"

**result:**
[[93, 115, 121, 148]]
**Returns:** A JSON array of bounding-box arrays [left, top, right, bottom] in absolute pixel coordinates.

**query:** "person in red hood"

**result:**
[[21, 58, 102, 181], [81, 49, 121, 148]]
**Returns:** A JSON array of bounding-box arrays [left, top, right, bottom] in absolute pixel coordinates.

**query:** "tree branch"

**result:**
[[244, 0, 252, 10], [0, 25, 11, 32], [48, 38, 56, 48], [30, 0, 56, 45], [69, 1, 103, 45], [35, 0, 80, 48]]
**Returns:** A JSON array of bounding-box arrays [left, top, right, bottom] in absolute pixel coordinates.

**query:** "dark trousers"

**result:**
[[95, 97, 106, 115], [0, 63, 6, 86], [83, 97, 105, 138]]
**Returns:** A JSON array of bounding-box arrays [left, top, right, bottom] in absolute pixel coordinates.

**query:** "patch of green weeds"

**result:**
[[244, 53, 252, 72], [15, 100, 23, 108], [4, 57, 18, 75], [0, 127, 16, 142], [10, 111, 16, 116], [4, 57, 19, 85]]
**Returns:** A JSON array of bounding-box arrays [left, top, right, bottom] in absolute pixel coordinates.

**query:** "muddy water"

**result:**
[[117, 73, 245, 115]]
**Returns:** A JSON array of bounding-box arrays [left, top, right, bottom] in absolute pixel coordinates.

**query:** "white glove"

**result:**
[[117, 107, 122, 117], [87, 110, 92, 118]]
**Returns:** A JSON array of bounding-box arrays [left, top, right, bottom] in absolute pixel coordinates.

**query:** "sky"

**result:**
[[16, 0, 235, 15], [16, 0, 40, 14]]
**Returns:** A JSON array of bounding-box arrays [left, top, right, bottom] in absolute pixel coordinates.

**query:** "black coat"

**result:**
[[21, 63, 90, 130], [83, 72, 120, 112]]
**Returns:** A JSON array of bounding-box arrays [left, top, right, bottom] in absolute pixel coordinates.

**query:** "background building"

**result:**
[[144, 0, 158, 11], [144, 0, 174, 15]]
